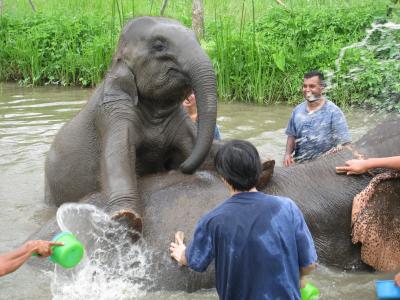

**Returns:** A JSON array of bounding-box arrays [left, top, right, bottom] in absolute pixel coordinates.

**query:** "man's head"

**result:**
[[303, 70, 325, 102], [182, 93, 196, 108], [214, 140, 261, 192]]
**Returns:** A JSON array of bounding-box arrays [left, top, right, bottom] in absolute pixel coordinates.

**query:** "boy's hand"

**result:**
[[170, 231, 187, 266]]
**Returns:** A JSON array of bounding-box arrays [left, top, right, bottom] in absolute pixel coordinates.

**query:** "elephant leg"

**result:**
[[100, 119, 143, 234]]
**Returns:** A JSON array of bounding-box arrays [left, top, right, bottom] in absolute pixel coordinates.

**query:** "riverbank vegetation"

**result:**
[[0, 0, 398, 109]]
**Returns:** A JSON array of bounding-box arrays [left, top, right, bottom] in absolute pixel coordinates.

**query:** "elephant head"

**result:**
[[106, 17, 217, 173]]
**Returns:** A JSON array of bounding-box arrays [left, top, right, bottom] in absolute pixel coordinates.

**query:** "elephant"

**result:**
[[44, 16, 219, 233], [30, 117, 400, 292]]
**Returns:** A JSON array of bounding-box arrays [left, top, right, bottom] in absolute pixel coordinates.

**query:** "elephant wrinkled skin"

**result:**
[[45, 17, 218, 232]]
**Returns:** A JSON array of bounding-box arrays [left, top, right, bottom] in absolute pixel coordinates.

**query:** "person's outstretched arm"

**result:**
[[0, 240, 63, 276], [336, 156, 400, 175]]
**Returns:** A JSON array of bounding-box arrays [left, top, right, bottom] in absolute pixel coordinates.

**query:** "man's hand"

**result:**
[[283, 153, 294, 167], [170, 231, 187, 266], [27, 240, 64, 257], [336, 159, 369, 175]]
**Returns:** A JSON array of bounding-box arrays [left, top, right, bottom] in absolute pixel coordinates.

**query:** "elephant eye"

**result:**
[[152, 40, 166, 52]]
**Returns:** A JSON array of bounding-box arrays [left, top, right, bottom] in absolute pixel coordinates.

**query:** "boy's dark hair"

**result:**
[[214, 140, 261, 191], [304, 70, 325, 86]]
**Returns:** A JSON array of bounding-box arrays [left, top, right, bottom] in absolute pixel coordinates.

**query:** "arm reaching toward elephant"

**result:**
[[336, 156, 400, 175], [0, 240, 63, 277]]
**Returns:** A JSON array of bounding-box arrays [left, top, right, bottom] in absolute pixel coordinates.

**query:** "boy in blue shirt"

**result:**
[[170, 140, 317, 300], [283, 70, 350, 166], [182, 93, 222, 140]]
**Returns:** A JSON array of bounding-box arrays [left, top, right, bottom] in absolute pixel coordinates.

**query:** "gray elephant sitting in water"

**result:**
[[45, 17, 218, 233]]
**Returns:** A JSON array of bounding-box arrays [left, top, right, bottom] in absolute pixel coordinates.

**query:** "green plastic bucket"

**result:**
[[50, 232, 84, 268], [301, 282, 320, 300]]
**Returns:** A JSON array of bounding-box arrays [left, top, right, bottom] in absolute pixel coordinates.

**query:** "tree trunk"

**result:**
[[28, 0, 36, 12], [160, 0, 168, 16], [192, 0, 204, 41]]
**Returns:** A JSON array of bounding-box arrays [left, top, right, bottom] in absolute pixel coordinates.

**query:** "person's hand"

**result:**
[[27, 240, 64, 257], [335, 159, 369, 175], [395, 273, 400, 287], [283, 153, 294, 167], [169, 231, 187, 266]]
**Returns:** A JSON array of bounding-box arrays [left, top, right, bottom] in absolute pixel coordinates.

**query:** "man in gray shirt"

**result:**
[[283, 70, 351, 166]]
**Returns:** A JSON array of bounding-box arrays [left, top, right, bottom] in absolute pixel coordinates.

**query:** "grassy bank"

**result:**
[[0, 0, 394, 106]]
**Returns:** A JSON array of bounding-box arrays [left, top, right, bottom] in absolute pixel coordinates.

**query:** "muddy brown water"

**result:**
[[0, 82, 395, 299]]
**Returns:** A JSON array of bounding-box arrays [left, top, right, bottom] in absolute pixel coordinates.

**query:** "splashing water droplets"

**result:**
[[51, 203, 154, 300], [325, 21, 400, 91]]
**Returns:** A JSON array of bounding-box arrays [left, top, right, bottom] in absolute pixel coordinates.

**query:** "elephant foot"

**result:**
[[111, 210, 143, 241]]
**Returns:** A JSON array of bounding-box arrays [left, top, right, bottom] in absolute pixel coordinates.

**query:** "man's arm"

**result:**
[[0, 240, 63, 276], [283, 135, 295, 167], [336, 156, 400, 175]]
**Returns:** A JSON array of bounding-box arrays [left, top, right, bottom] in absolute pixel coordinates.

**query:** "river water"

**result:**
[[0, 82, 395, 299]]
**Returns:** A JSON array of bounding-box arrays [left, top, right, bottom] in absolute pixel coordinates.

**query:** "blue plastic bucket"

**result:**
[[376, 280, 400, 299]]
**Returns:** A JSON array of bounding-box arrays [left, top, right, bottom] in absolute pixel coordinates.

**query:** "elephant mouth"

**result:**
[[166, 67, 188, 81]]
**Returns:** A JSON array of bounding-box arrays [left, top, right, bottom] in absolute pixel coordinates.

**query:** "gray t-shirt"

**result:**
[[285, 100, 351, 162]]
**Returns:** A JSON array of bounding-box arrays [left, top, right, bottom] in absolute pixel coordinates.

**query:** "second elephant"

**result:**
[[31, 118, 400, 292]]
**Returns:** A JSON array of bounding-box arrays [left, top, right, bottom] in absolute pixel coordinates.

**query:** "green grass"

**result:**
[[0, 0, 394, 107]]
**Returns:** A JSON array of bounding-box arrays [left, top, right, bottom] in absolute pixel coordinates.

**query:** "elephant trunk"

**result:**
[[180, 52, 217, 174]]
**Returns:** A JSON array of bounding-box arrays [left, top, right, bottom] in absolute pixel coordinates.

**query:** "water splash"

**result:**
[[325, 21, 400, 91], [52, 203, 155, 300]]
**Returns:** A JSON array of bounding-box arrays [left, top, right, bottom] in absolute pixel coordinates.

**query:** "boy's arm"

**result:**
[[170, 231, 187, 266], [301, 263, 317, 276], [170, 218, 214, 272], [291, 202, 318, 276]]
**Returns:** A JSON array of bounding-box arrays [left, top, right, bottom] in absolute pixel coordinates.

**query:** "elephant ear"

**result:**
[[103, 59, 138, 105], [256, 159, 275, 190], [351, 171, 400, 271]]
